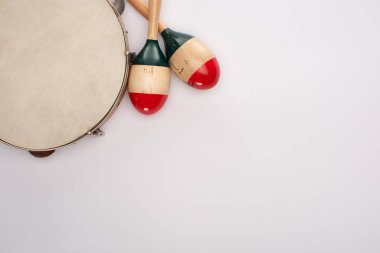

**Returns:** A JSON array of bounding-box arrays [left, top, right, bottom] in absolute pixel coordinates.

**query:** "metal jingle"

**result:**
[[110, 0, 125, 15]]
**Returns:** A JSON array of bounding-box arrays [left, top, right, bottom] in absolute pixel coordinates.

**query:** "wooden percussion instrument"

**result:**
[[127, 0, 171, 115], [128, 0, 220, 90], [0, 0, 130, 157]]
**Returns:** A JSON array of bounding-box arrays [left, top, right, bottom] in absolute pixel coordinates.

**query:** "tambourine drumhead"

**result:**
[[0, 0, 128, 151]]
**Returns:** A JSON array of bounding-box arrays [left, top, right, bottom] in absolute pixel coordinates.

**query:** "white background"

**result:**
[[1, 0, 380, 252]]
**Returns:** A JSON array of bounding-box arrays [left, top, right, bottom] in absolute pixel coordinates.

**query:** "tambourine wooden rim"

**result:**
[[0, 0, 131, 153]]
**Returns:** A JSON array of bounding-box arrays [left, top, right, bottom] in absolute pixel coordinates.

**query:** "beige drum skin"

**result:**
[[0, 0, 129, 152]]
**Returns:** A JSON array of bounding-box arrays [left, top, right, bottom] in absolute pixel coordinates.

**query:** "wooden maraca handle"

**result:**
[[129, 0, 167, 33], [147, 0, 162, 40]]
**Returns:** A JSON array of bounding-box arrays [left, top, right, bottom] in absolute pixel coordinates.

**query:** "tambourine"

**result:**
[[0, 0, 131, 157]]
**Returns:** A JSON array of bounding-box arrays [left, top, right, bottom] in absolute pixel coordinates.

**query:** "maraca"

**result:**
[[128, 0, 220, 90], [127, 0, 171, 115]]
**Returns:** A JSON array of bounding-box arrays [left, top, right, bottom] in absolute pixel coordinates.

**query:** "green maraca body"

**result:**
[[128, 40, 171, 115], [161, 28, 220, 90]]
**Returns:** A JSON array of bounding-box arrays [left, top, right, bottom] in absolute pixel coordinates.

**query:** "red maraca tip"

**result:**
[[129, 92, 168, 115], [188, 57, 220, 90]]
